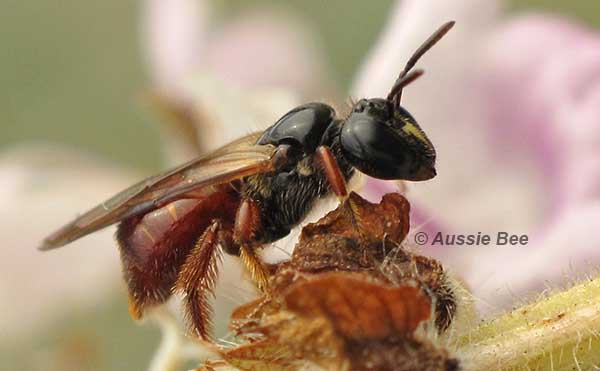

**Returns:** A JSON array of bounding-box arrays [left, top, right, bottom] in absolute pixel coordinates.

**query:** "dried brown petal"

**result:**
[[298, 192, 410, 244], [292, 192, 410, 272], [221, 340, 299, 371], [229, 272, 457, 370], [283, 272, 431, 340]]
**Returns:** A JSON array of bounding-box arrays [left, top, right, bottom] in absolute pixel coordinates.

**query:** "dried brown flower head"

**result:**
[[200, 192, 459, 370]]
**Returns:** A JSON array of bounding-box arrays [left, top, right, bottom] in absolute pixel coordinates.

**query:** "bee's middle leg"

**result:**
[[234, 198, 270, 292]]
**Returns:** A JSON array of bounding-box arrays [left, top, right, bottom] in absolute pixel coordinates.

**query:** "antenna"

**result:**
[[387, 21, 455, 108]]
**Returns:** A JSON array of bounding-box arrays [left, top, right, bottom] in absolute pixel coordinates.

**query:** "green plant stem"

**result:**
[[455, 277, 600, 370]]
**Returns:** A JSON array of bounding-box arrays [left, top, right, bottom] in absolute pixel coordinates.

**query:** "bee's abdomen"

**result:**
[[126, 200, 200, 265], [116, 189, 239, 318]]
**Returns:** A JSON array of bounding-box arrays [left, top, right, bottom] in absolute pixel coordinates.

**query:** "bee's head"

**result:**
[[338, 21, 454, 181], [340, 97, 435, 181]]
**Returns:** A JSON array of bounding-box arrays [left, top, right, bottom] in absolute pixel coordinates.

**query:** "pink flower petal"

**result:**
[[183, 75, 300, 151], [468, 203, 600, 310], [464, 17, 600, 308], [204, 12, 332, 97], [142, 0, 209, 97], [143, 2, 331, 101], [0, 145, 138, 337], [482, 15, 600, 216], [351, 0, 500, 98]]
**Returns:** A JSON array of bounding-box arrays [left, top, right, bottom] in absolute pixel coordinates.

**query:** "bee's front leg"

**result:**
[[234, 198, 271, 292], [316, 145, 348, 199]]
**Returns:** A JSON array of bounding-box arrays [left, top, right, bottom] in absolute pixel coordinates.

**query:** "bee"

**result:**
[[40, 22, 454, 340]]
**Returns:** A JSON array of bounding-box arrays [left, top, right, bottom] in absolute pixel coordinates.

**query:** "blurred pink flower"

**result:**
[[142, 0, 333, 103], [353, 0, 600, 311], [0, 146, 136, 337], [141, 0, 335, 165]]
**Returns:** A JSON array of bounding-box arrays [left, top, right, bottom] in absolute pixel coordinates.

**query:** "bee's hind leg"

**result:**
[[174, 220, 223, 340], [234, 198, 271, 292]]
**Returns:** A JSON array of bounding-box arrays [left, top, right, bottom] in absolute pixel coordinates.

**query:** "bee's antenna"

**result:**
[[388, 20, 455, 107], [387, 69, 424, 103]]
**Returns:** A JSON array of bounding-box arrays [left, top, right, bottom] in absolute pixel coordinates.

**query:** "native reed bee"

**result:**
[[40, 22, 454, 340]]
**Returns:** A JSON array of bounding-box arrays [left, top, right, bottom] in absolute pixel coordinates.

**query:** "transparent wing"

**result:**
[[41, 133, 276, 250]]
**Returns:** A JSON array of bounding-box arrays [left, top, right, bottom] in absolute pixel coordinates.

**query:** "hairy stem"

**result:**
[[455, 277, 600, 370]]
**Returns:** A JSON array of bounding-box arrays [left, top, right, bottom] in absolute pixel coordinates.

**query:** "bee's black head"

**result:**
[[340, 97, 436, 181], [338, 21, 454, 181]]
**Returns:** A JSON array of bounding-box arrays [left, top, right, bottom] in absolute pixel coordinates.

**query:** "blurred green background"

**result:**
[[1, 1, 598, 370]]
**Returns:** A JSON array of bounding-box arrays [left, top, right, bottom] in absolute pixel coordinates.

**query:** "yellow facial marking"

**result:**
[[402, 122, 429, 145]]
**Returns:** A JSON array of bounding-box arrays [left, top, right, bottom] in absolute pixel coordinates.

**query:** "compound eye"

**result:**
[[257, 103, 335, 153]]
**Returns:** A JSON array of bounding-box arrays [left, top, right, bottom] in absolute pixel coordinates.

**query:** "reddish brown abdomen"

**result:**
[[116, 188, 239, 318]]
